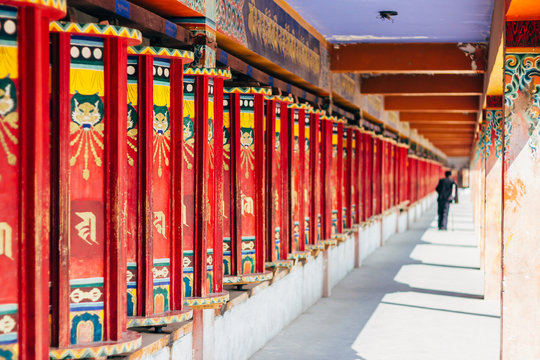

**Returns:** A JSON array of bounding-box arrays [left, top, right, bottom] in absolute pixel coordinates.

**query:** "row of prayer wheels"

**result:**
[[0, 1, 442, 357]]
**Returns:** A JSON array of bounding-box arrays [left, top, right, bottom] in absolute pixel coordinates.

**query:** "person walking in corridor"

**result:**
[[436, 170, 458, 230]]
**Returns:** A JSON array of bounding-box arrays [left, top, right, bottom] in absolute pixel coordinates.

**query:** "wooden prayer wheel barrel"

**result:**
[[287, 103, 312, 260], [48, 21, 143, 358], [221, 87, 273, 284], [182, 67, 230, 309], [303, 108, 325, 254], [124, 46, 194, 328], [264, 95, 295, 269], [0, 1, 65, 358]]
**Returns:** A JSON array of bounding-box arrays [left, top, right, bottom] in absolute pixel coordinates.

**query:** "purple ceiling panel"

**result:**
[[285, 0, 493, 43]]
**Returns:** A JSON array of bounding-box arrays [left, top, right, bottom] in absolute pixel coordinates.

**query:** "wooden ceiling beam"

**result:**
[[385, 96, 480, 112], [400, 112, 478, 123], [331, 43, 486, 74], [361, 74, 483, 95]]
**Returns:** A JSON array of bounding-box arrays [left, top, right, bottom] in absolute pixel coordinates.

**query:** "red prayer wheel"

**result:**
[[49, 21, 143, 358], [0, 1, 65, 358], [182, 67, 230, 308], [264, 94, 295, 268], [222, 86, 273, 284], [124, 46, 194, 328]]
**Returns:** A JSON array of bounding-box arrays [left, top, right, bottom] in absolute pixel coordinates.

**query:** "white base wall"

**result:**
[[382, 211, 398, 244], [213, 255, 324, 360], [398, 211, 408, 233], [329, 234, 356, 289], [360, 220, 381, 262], [171, 334, 193, 360]]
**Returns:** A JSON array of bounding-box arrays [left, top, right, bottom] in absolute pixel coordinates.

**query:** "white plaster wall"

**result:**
[[382, 211, 397, 244], [214, 255, 324, 360], [146, 347, 170, 360], [414, 203, 421, 221], [301, 254, 324, 310], [398, 211, 408, 233], [171, 333, 193, 360], [329, 235, 355, 289], [360, 221, 380, 261]]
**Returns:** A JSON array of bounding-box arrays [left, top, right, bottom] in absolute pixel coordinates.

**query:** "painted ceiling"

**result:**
[[284, 0, 494, 43]]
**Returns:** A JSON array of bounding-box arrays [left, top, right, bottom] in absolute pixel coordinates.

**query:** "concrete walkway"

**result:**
[[252, 190, 500, 360]]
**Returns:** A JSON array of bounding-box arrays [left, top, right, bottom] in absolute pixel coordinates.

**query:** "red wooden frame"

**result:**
[[223, 88, 271, 283], [49, 22, 142, 355], [0, 3, 65, 359], [124, 47, 193, 327], [182, 68, 230, 307], [320, 115, 334, 240], [264, 95, 293, 267]]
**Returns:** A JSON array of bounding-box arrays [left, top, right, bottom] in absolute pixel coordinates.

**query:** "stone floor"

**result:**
[[252, 190, 500, 360]]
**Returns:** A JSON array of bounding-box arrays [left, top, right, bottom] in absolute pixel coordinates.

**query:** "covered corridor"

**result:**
[[1, 0, 539, 359], [253, 190, 500, 360]]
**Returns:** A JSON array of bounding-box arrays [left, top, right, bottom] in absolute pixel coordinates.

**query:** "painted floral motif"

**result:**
[[504, 53, 540, 156], [223, 126, 230, 170], [153, 105, 170, 177], [486, 110, 503, 159], [70, 93, 104, 180], [183, 116, 195, 169], [127, 103, 138, 166], [0, 77, 17, 166], [217, 0, 248, 46], [208, 118, 214, 169]]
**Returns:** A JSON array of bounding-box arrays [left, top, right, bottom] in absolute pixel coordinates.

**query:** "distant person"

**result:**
[[435, 170, 458, 230]]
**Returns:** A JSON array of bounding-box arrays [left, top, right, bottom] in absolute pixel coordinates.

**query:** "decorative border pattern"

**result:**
[[224, 87, 271, 95], [306, 108, 324, 115], [184, 67, 231, 79], [306, 244, 325, 251], [264, 94, 294, 103], [127, 309, 193, 328], [320, 239, 338, 247], [184, 292, 229, 309], [50, 22, 142, 46], [504, 53, 540, 156], [287, 251, 311, 260], [223, 271, 273, 284], [8, 0, 66, 13], [332, 234, 348, 242], [320, 115, 337, 122], [128, 46, 194, 62], [49, 331, 141, 359], [265, 260, 294, 269], [506, 20, 540, 48], [288, 103, 312, 110]]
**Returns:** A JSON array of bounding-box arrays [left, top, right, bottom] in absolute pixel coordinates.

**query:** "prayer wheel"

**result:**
[[287, 103, 312, 259], [182, 67, 230, 308], [222, 87, 273, 284], [49, 21, 143, 358], [124, 46, 194, 327], [264, 95, 295, 268], [0, 1, 65, 358]]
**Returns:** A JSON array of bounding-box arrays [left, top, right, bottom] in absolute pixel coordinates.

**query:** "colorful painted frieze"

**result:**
[[124, 46, 194, 328], [48, 22, 143, 358], [222, 87, 272, 284], [182, 67, 230, 308]]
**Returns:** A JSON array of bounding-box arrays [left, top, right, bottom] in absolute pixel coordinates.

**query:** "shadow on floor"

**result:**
[[252, 196, 498, 360]]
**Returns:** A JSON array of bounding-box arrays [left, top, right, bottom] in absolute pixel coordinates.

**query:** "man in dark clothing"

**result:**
[[435, 170, 458, 230]]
